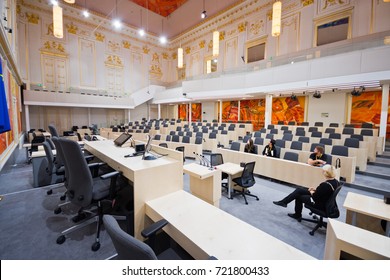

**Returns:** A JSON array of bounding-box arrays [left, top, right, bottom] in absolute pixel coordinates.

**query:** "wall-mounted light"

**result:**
[[213, 30, 219, 56], [313, 91, 321, 99], [53, 4, 63, 38], [64, 0, 75, 3], [201, 0, 207, 18], [177, 47, 183, 68]]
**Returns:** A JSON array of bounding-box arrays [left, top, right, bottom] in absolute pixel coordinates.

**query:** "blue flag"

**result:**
[[0, 60, 11, 134]]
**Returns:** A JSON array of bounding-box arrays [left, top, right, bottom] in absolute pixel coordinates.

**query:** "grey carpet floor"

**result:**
[[0, 146, 389, 259]]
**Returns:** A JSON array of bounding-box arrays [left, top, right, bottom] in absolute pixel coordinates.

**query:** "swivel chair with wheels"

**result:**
[[232, 161, 258, 205], [103, 215, 181, 260], [300, 185, 342, 235], [56, 138, 123, 251]]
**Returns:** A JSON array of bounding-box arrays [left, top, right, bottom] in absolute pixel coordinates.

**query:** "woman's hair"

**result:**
[[248, 138, 254, 146], [322, 164, 336, 178]]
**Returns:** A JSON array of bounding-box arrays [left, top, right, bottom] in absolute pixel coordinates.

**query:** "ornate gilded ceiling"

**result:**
[[129, 0, 189, 17]]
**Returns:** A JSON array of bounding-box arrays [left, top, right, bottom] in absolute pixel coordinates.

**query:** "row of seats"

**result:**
[[274, 121, 374, 128], [258, 127, 374, 137]]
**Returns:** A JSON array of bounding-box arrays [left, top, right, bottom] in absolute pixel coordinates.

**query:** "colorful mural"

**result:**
[[191, 103, 202, 122], [178, 104, 187, 120], [240, 99, 265, 130], [271, 96, 305, 125], [222, 101, 239, 122]]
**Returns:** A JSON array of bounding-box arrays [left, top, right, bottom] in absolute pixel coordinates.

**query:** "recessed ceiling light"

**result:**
[[113, 19, 122, 29], [159, 36, 167, 44], [138, 29, 145, 36], [83, 10, 89, 18]]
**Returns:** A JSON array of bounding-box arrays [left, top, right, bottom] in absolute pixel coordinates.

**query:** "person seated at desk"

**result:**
[[308, 146, 327, 167], [244, 138, 256, 154], [272, 164, 339, 220], [262, 139, 277, 157]]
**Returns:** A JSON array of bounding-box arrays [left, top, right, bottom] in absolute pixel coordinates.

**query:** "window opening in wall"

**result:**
[[247, 43, 265, 63], [316, 17, 349, 46]]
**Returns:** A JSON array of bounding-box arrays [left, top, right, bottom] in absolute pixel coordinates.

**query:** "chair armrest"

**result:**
[[100, 171, 120, 180], [141, 219, 168, 238], [84, 155, 95, 162]]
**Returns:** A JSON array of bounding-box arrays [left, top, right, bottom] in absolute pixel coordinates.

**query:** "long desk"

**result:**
[[343, 192, 390, 236], [183, 163, 221, 207], [146, 190, 315, 260], [84, 140, 183, 240], [218, 148, 340, 189], [324, 219, 390, 260]]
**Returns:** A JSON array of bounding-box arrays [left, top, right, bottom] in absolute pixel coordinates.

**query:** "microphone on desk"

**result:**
[[201, 154, 214, 170], [193, 152, 205, 166]]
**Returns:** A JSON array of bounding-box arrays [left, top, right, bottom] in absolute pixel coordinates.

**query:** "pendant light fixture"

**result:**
[[53, 3, 63, 38], [83, 0, 89, 18], [213, 30, 219, 57], [64, 0, 75, 3], [272, 1, 282, 37], [178, 45, 183, 68]]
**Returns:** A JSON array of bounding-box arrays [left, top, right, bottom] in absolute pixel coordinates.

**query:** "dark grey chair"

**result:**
[[351, 134, 364, 141], [254, 137, 264, 145], [361, 122, 373, 128], [288, 121, 296, 125], [283, 151, 299, 162], [331, 145, 349, 157], [243, 135, 251, 143], [314, 122, 323, 127], [310, 143, 325, 153], [56, 138, 122, 251], [172, 135, 180, 142], [186, 131, 193, 137], [165, 135, 171, 141], [301, 122, 309, 126], [275, 139, 286, 148], [325, 128, 335, 134], [308, 127, 318, 132], [282, 134, 293, 141], [221, 130, 228, 135], [311, 131, 322, 138], [290, 141, 303, 150], [267, 124, 274, 129], [320, 138, 333, 146], [259, 128, 267, 133], [298, 136, 310, 143], [103, 215, 181, 260], [48, 125, 60, 137], [361, 129, 373, 136], [344, 138, 359, 148], [265, 133, 274, 140], [342, 128, 354, 135], [280, 126, 289, 131], [154, 135, 161, 140], [195, 137, 203, 144], [177, 131, 184, 136], [295, 130, 305, 136], [159, 143, 168, 148], [270, 129, 278, 134], [169, 131, 176, 136], [344, 124, 354, 128], [329, 123, 339, 127], [232, 162, 258, 205], [209, 132, 217, 139], [253, 131, 262, 137], [230, 142, 240, 151], [182, 136, 190, 143], [329, 133, 341, 139], [277, 121, 284, 125]]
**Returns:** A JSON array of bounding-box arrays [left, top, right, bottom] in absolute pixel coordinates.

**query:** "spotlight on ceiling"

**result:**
[[201, 10, 207, 19], [351, 86, 366, 96], [291, 94, 297, 101], [313, 91, 321, 99]]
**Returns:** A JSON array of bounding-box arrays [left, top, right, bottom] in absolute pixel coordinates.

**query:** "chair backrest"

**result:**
[[280, 126, 288, 131], [195, 137, 203, 144], [275, 139, 285, 148], [344, 137, 359, 148], [270, 128, 278, 134], [325, 186, 342, 218], [342, 128, 354, 135], [310, 143, 325, 153], [202, 128, 209, 133], [274, 146, 281, 158], [182, 136, 190, 143], [267, 124, 274, 129], [331, 145, 349, 157], [253, 131, 261, 137], [221, 130, 228, 135], [230, 142, 240, 151], [172, 135, 180, 142], [169, 131, 176, 136], [329, 123, 339, 127], [103, 215, 157, 260], [48, 125, 59, 137], [186, 131, 193, 137], [361, 122, 373, 128], [311, 131, 322, 138], [288, 121, 296, 125], [319, 138, 333, 146], [265, 133, 274, 140], [242, 135, 251, 143], [360, 129, 373, 136], [254, 137, 263, 145], [325, 128, 335, 134], [210, 153, 224, 166], [290, 141, 302, 150], [295, 130, 305, 136], [209, 132, 217, 139], [298, 136, 310, 143], [283, 151, 299, 162], [329, 133, 341, 139], [176, 126, 182, 131], [165, 135, 171, 141], [301, 122, 309, 126], [282, 134, 293, 141], [51, 137, 64, 170], [308, 127, 318, 132], [42, 141, 55, 175], [351, 134, 363, 141], [259, 128, 267, 133], [58, 138, 93, 207], [46, 137, 55, 150], [30, 135, 46, 152], [240, 162, 256, 187], [314, 122, 323, 127], [159, 143, 168, 148], [154, 135, 161, 140], [344, 124, 354, 128], [195, 132, 203, 138]]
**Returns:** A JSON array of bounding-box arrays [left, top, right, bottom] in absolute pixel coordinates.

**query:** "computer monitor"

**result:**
[[142, 134, 157, 160], [114, 133, 132, 147]]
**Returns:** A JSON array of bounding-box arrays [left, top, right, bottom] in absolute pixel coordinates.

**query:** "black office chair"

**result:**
[[301, 122, 309, 126], [175, 146, 185, 162], [182, 136, 190, 143], [195, 137, 203, 144], [230, 142, 240, 151], [103, 215, 181, 260], [172, 135, 180, 142], [331, 145, 349, 157], [232, 162, 258, 205], [48, 125, 60, 137], [159, 143, 168, 148], [154, 134, 161, 140], [344, 138, 359, 148], [301, 185, 342, 235], [267, 124, 275, 129], [55, 138, 124, 251], [288, 121, 296, 125], [210, 153, 229, 191], [28, 134, 46, 163]]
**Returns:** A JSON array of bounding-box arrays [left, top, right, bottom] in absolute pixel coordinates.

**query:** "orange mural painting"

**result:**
[[272, 96, 305, 125], [178, 104, 187, 120], [222, 101, 238, 122], [240, 99, 265, 130], [191, 103, 202, 122], [351, 91, 382, 125]]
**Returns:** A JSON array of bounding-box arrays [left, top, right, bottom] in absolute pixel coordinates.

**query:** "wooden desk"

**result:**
[[218, 148, 339, 189], [146, 190, 315, 260], [152, 140, 202, 159], [343, 192, 390, 236], [183, 163, 221, 207], [324, 219, 390, 260], [216, 162, 243, 199], [84, 140, 183, 240]]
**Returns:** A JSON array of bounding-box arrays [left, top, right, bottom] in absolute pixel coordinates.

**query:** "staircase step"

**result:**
[[367, 162, 390, 168], [355, 170, 390, 180], [343, 182, 388, 196]]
